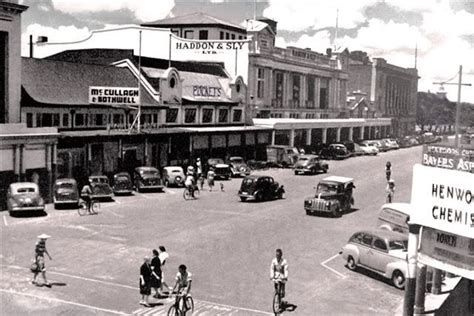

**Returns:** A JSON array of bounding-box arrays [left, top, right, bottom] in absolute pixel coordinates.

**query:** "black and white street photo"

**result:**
[[1, 0, 473, 315]]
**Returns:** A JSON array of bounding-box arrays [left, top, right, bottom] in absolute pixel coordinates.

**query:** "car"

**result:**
[[304, 176, 355, 217], [349, 143, 365, 156], [381, 138, 400, 150], [293, 154, 328, 175], [362, 140, 389, 152], [163, 166, 185, 187], [319, 144, 351, 160], [88, 175, 113, 200], [207, 158, 231, 180], [341, 229, 408, 289], [112, 172, 133, 195], [358, 142, 379, 155], [377, 203, 411, 234], [7, 182, 45, 214], [53, 178, 79, 208], [238, 175, 285, 202], [227, 156, 251, 177], [134, 167, 164, 192]]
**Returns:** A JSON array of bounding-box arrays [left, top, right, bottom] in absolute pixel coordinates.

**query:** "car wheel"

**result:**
[[333, 207, 342, 218], [392, 270, 405, 289], [294, 171, 298, 175], [240, 197, 247, 202], [305, 209, 311, 216], [346, 256, 357, 271]]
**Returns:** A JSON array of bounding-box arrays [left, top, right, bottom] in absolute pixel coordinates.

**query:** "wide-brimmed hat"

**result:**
[[37, 234, 51, 239]]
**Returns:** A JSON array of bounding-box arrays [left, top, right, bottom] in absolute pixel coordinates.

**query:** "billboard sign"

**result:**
[[422, 144, 474, 173], [89, 87, 140, 106]]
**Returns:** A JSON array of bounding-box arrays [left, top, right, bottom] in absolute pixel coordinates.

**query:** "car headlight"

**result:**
[[11, 201, 18, 207], [326, 201, 331, 207]]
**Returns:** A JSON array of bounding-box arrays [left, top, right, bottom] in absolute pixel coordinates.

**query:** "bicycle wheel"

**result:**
[[272, 291, 281, 314], [90, 200, 100, 214], [185, 296, 194, 315], [183, 189, 191, 200], [78, 201, 88, 216], [193, 188, 199, 199], [167, 305, 180, 316]]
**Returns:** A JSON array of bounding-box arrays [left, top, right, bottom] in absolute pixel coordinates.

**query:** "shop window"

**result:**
[[62, 113, 69, 127], [166, 109, 178, 123], [218, 109, 228, 123], [232, 109, 242, 122], [95, 113, 104, 126], [231, 34, 235, 40], [220, 31, 224, 40], [184, 30, 194, 39], [53, 113, 60, 126], [292, 73, 300, 107], [75, 113, 85, 126], [226, 32, 230, 39], [26, 113, 33, 127], [257, 68, 265, 98], [152, 113, 158, 124], [36, 113, 41, 127], [202, 109, 213, 123], [113, 114, 123, 124], [199, 30, 208, 40], [275, 72, 284, 107], [238, 35, 243, 40], [184, 108, 197, 123]]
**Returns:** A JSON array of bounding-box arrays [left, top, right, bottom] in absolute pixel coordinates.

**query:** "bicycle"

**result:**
[[78, 198, 100, 216], [183, 185, 199, 200], [167, 292, 194, 316], [271, 277, 286, 314]]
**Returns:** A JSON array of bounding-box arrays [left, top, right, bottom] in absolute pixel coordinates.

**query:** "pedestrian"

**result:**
[[196, 158, 202, 179], [198, 174, 205, 190], [150, 249, 162, 298], [158, 246, 171, 294], [31, 234, 52, 286], [386, 179, 395, 203], [385, 161, 392, 181], [220, 182, 225, 192], [139, 256, 152, 307], [207, 167, 215, 192]]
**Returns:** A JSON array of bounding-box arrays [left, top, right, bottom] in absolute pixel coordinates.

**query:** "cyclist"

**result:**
[[80, 183, 93, 213], [386, 179, 395, 203], [185, 166, 196, 198], [270, 249, 288, 304], [385, 161, 392, 181], [171, 264, 192, 312]]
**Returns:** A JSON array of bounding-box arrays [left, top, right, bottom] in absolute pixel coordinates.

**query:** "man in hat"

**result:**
[[32, 234, 52, 286]]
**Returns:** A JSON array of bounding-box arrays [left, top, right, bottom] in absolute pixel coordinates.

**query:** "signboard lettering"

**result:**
[[175, 40, 246, 55], [192, 85, 222, 98], [89, 87, 140, 105], [422, 145, 474, 172]]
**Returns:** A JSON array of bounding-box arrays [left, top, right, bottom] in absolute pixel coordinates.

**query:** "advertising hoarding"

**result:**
[[89, 87, 140, 106]]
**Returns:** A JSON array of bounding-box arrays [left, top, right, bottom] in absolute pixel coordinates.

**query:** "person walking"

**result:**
[[196, 158, 202, 179], [139, 256, 152, 307], [150, 249, 162, 298], [158, 246, 171, 294], [31, 234, 52, 286], [207, 167, 215, 192], [386, 179, 395, 203], [385, 161, 392, 181]]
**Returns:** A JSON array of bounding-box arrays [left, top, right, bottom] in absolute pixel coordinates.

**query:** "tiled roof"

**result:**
[[142, 12, 246, 32], [22, 58, 160, 107]]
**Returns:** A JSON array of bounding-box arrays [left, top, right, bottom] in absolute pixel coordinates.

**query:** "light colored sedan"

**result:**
[[341, 229, 408, 289], [358, 142, 379, 155]]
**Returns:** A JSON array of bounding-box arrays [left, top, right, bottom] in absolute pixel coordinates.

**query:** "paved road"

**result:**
[[0, 145, 422, 315]]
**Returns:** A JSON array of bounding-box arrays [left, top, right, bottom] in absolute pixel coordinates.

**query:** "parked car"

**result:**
[[53, 178, 79, 208], [228, 156, 251, 177], [112, 172, 133, 195], [293, 154, 328, 175], [163, 166, 185, 187], [358, 142, 379, 155], [362, 140, 389, 152], [134, 167, 164, 192], [397, 136, 419, 148], [238, 175, 285, 202], [304, 176, 355, 217], [7, 182, 45, 214], [207, 158, 231, 180], [377, 203, 411, 234], [266, 145, 299, 167], [319, 144, 351, 160], [88, 175, 113, 200], [341, 229, 408, 289], [381, 138, 400, 150], [350, 143, 366, 156]]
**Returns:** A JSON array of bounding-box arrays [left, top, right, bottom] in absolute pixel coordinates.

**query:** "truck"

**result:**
[[265, 145, 299, 167]]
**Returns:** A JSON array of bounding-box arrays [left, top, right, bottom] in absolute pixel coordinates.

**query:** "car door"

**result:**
[[369, 238, 391, 273], [359, 233, 374, 267]]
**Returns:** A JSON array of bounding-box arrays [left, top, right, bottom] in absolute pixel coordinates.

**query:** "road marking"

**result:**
[[3, 215, 8, 226], [321, 253, 347, 279], [0, 288, 128, 315]]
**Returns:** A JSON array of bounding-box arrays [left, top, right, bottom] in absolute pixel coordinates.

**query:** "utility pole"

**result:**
[[433, 65, 471, 147]]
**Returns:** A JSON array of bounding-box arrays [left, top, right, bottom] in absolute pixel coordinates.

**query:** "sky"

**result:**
[[18, 0, 474, 103]]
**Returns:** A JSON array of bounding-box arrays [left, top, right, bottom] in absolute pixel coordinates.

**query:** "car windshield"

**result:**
[[17, 187, 36, 193], [171, 170, 182, 173], [141, 170, 158, 176], [116, 176, 129, 181], [317, 182, 338, 193], [57, 183, 74, 189], [231, 158, 244, 164], [209, 159, 224, 165], [91, 178, 108, 183], [389, 240, 408, 251]]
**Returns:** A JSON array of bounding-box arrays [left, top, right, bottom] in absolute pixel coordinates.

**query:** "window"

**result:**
[[292, 73, 300, 107], [289, 113, 300, 118], [260, 39, 268, 48], [36, 113, 41, 127], [202, 109, 213, 123], [232, 109, 242, 122], [75, 113, 85, 126], [184, 108, 197, 123], [152, 114, 158, 124], [62, 113, 69, 127], [238, 35, 243, 40], [169, 76, 176, 88], [113, 114, 123, 125], [53, 113, 59, 126], [257, 68, 265, 98], [26, 113, 33, 127], [374, 239, 388, 251], [166, 109, 178, 123], [199, 30, 208, 40], [225, 32, 230, 39], [184, 30, 194, 39], [275, 72, 284, 107], [218, 109, 228, 123], [231, 34, 235, 40], [95, 114, 104, 126], [361, 234, 373, 246], [220, 31, 224, 39], [350, 233, 364, 244], [307, 76, 315, 106], [320, 78, 329, 109]]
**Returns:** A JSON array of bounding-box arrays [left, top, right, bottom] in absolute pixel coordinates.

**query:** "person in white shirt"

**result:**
[[270, 249, 288, 301], [158, 246, 171, 294], [171, 264, 192, 311]]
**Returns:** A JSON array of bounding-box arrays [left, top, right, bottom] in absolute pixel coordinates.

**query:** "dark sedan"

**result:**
[[112, 172, 133, 195], [238, 175, 284, 202]]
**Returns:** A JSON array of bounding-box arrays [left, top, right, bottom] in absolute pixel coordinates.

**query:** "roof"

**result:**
[[89, 175, 108, 178], [180, 71, 234, 103], [322, 176, 354, 183], [9, 182, 38, 190], [142, 12, 246, 32], [136, 166, 159, 171], [55, 178, 77, 184], [354, 229, 408, 241], [21, 58, 160, 107], [163, 166, 184, 171], [381, 203, 412, 216]]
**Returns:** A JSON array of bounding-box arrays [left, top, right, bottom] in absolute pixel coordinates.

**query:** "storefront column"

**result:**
[[289, 129, 295, 147], [336, 128, 341, 142], [19, 145, 25, 181], [306, 129, 312, 145], [87, 143, 92, 174], [360, 126, 365, 140], [271, 130, 276, 145], [322, 128, 327, 144], [144, 138, 149, 166], [13, 145, 21, 181], [46, 144, 53, 202], [348, 127, 353, 141]]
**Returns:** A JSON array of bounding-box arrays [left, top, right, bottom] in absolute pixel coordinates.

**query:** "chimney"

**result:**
[[326, 48, 332, 58]]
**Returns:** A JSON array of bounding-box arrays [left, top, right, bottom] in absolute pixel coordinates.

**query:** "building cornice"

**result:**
[[0, 1, 28, 16]]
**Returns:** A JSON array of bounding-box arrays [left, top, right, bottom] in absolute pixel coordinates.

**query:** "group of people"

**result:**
[[185, 158, 221, 197], [385, 161, 396, 203]]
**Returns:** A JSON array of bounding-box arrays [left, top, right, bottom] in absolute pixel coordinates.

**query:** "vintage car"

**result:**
[[357, 142, 379, 155], [134, 167, 164, 192], [228, 156, 251, 177], [319, 144, 351, 160], [207, 158, 231, 180], [53, 178, 79, 208], [266, 145, 299, 167], [341, 229, 408, 289], [7, 182, 45, 214], [293, 154, 328, 175], [88, 175, 113, 200], [304, 176, 355, 217], [377, 203, 412, 234], [381, 138, 400, 150], [163, 166, 185, 187], [112, 172, 133, 195], [238, 175, 285, 202]]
